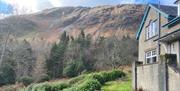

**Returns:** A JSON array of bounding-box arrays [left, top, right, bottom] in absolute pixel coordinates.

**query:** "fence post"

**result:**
[[132, 61, 137, 91]]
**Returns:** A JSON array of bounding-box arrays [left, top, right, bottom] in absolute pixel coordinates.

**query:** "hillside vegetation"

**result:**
[[18, 70, 125, 91], [0, 30, 137, 88], [102, 73, 132, 91], [0, 4, 141, 90]]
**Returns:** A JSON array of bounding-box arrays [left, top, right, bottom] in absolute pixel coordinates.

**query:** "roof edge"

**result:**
[[162, 16, 180, 28], [174, 0, 180, 4], [136, 5, 150, 40], [136, 4, 173, 40]]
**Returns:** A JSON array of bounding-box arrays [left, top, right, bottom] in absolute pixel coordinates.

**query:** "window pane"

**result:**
[[152, 50, 156, 56], [147, 58, 151, 63], [152, 57, 157, 63], [146, 27, 149, 39], [154, 21, 158, 35], [146, 51, 151, 57], [153, 22, 155, 36], [145, 49, 157, 64], [149, 24, 152, 38]]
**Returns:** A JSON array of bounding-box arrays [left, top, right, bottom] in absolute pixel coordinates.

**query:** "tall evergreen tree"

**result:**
[[46, 31, 69, 78]]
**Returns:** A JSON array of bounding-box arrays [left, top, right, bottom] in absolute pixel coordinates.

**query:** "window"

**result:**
[[152, 21, 158, 36], [178, 4, 180, 16], [171, 43, 175, 53], [145, 49, 157, 64], [167, 43, 176, 54], [145, 20, 158, 40]]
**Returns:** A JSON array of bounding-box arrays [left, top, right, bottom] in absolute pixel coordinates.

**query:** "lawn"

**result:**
[[101, 74, 132, 91]]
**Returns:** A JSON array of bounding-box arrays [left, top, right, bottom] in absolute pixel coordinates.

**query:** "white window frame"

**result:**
[[145, 49, 157, 64], [152, 21, 158, 36], [145, 20, 158, 40], [178, 4, 180, 16]]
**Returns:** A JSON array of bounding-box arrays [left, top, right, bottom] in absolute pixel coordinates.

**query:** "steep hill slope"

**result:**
[[0, 4, 144, 42]]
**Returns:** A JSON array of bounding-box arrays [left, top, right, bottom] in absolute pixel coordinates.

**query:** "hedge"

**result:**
[[63, 70, 125, 91], [18, 76, 34, 86], [20, 70, 125, 91], [20, 82, 69, 91]]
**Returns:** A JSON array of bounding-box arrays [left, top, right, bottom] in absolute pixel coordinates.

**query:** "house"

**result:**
[[133, 1, 180, 91]]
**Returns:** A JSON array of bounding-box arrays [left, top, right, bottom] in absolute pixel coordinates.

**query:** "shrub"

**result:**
[[64, 78, 101, 91], [20, 70, 126, 91], [108, 70, 126, 80], [21, 82, 69, 91], [68, 75, 86, 85], [63, 87, 75, 91], [36, 74, 50, 83], [32, 83, 51, 91], [0, 65, 16, 86], [88, 73, 105, 84], [24, 84, 34, 91], [50, 82, 69, 91], [18, 76, 33, 86], [63, 62, 77, 77], [63, 60, 85, 77], [99, 70, 125, 82], [76, 78, 101, 91]]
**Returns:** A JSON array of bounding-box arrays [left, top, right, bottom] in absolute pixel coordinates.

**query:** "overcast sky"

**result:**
[[0, 0, 177, 14]]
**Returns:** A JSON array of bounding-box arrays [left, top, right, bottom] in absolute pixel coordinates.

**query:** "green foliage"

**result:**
[[68, 75, 86, 85], [102, 73, 132, 91], [36, 74, 50, 83], [63, 70, 125, 91], [0, 64, 16, 86], [63, 79, 101, 91], [20, 70, 125, 91], [88, 70, 125, 84], [76, 30, 91, 48], [88, 73, 105, 84], [46, 31, 69, 79], [18, 76, 33, 86], [75, 78, 101, 91], [63, 60, 85, 77], [21, 82, 69, 91]]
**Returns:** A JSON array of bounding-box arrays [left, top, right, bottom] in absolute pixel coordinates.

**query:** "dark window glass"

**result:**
[[147, 58, 151, 64], [152, 57, 157, 63]]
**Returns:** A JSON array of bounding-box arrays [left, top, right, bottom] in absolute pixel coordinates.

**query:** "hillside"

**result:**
[[0, 4, 142, 89], [0, 4, 144, 43]]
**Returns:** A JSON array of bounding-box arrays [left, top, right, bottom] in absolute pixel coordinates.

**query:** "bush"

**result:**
[[64, 70, 125, 91], [36, 74, 50, 83], [64, 78, 101, 91], [20, 70, 126, 91], [88, 73, 105, 84], [63, 60, 85, 77], [99, 70, 125, 82], [50, 82, 69, 91], [23, 82, 69, 91], [18, 76, 33, 86], [68, 75, 86, 85], [108, 70, 126, 81], [0, 65, 16, 86], [76, 78, 101, 91]]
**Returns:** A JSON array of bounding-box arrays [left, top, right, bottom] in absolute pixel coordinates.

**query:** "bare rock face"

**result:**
[[0, 4, 145, 42]]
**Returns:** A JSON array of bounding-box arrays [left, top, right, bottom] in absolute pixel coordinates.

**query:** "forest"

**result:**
[[0, 30, 138, 87]]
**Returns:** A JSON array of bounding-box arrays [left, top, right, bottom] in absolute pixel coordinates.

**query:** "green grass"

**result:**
[[19, 70, 126, 91], [101, 74, 132, 91]]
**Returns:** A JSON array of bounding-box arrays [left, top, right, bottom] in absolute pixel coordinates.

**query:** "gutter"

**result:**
[[162, 17, 180, 28], [154, 29, 180, 41]]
